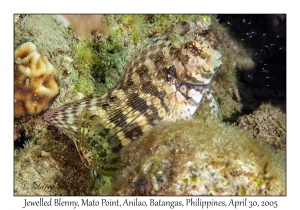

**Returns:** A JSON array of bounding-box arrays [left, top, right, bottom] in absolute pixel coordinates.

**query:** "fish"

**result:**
[[43, 35, 222, 176]]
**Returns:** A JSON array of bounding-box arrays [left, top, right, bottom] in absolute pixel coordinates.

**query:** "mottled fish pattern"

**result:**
[[43, 35, 222, 176]]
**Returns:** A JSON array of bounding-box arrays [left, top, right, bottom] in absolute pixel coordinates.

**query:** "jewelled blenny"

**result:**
[[43, 35, 222, 176]]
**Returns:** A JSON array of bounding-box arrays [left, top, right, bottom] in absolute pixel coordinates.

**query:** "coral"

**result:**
[[237, 103, 286, 152], [110, 119, 285, 196], [54, 15, 109, 40], [13, 14, 83, 109], [14, 42, 59, 118]]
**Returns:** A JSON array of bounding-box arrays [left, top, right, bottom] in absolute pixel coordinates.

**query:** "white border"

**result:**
[[3, 0, 296, 209]]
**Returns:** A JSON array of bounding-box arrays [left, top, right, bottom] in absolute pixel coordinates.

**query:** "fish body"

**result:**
[[43, 35, 221, 176]]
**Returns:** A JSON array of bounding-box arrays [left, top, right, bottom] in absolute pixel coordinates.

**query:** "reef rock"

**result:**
[[54, 15, 109, 40], [110, 119, 285, 196], [14, 42, 59, 118], [237, 103, 286, 152]]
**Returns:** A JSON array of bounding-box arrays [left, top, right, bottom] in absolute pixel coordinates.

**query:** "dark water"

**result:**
[[217, 14, 286, 111]]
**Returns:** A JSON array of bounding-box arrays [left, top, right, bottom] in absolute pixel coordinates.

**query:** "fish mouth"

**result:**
[[176, 77, 211, 87]]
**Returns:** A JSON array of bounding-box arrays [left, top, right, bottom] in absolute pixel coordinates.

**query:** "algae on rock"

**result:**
[[110, 118, 285, 195], [237, 103, 286, 152]]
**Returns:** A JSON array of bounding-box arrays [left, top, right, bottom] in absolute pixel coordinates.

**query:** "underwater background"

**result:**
[[14, 14, 286, 195]]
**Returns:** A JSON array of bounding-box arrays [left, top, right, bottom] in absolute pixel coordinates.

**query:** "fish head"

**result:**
[[167, 37, 222, 117], [173, 37, 222, 85]]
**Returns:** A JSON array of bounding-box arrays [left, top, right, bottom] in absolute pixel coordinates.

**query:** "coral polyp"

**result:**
[[14, 42, 59, 117]]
